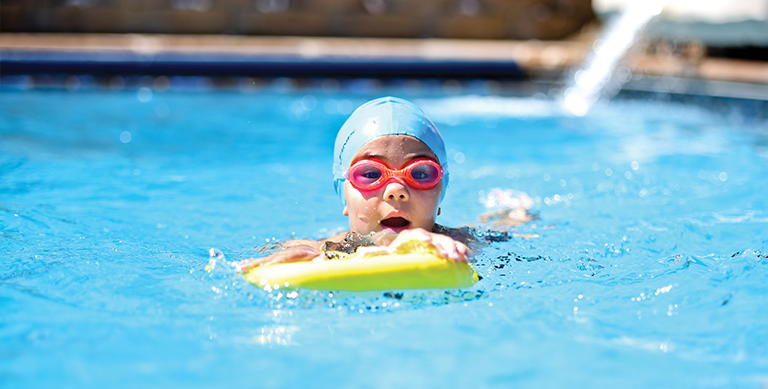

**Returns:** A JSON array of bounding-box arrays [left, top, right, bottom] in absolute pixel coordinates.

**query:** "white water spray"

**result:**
[[562, 0, 670, 116]]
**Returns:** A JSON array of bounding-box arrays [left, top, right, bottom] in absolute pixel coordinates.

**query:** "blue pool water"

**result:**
[[1, 80, 767, 388]]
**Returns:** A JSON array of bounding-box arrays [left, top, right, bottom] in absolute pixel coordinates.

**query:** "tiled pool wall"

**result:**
[[3, 73, 766, 126]]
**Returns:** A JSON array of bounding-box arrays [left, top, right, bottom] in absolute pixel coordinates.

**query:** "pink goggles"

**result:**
[[346, 158, 443, 191]]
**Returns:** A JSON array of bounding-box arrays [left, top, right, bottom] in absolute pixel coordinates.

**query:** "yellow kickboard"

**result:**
[[243, 240, 480, 292]]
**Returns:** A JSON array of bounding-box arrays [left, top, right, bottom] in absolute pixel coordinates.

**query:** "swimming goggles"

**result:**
[[346, 158, 443, 191]]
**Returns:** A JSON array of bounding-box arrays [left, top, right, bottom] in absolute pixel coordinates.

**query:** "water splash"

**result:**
[[562, 0, 670, 116]]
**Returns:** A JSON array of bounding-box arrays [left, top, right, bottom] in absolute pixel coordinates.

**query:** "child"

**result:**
[[238, 96, 472, 272]]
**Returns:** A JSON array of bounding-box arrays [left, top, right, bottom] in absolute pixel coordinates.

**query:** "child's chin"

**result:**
[[380, 225, 409, 235]]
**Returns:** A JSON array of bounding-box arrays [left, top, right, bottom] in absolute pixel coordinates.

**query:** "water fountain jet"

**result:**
[[561, 0, 671, 116]]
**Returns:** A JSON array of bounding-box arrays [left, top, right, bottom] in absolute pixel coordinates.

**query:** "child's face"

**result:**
[[343, 135, 442, 236]]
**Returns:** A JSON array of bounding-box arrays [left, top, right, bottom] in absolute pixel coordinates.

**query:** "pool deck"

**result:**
[[1, 33, 767, 85]]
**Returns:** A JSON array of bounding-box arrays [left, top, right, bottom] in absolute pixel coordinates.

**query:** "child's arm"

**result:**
[[235, 242, 321, 272], [236, 234, 347, 272], [236, 228, 468, 272]]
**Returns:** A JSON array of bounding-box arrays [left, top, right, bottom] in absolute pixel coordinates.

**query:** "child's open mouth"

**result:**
[[380, 217, 410, 232]]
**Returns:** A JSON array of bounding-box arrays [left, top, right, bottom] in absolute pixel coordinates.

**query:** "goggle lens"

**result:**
[[409, 163, 441, 185], [349, 164, 383, 186]]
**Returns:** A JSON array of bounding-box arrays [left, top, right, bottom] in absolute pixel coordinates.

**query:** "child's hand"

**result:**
[[390, 228, 469, 262], [235, 245, 323, 273]]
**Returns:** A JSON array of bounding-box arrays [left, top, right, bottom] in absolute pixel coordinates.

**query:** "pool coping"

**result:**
[[1, 33, 767, 84]]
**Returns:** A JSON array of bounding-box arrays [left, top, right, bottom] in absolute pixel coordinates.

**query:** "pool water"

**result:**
[[1, 82, 767, 388]]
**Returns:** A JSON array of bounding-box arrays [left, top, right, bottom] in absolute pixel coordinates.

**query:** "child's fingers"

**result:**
[[417, 233, 468, 262], [236, 247, 318, 272], [390, 228, 432, 247], [386, 229, 468, 262], [372, 232, 399, 246], [356, 246, 391, 256], [431, 234, 463, 262], [443, 237, 468, 262], [455, 242, 469, 262]]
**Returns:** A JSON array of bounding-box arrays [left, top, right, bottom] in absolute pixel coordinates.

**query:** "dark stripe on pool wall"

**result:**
[[0, 50, 525, 79]]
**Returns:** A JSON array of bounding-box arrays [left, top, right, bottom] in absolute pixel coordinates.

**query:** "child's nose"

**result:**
[[382, 180, 409, 201]]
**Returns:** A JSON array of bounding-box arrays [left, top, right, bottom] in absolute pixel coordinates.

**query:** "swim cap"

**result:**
[[333, 96, 449, 207]]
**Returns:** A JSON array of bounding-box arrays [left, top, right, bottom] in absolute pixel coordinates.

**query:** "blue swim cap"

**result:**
[[333, 96, 449, 207]]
